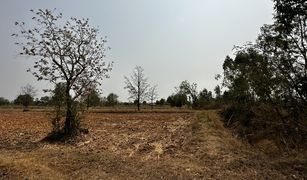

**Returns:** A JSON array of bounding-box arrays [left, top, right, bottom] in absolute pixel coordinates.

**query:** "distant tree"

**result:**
[[124, 66, 150, 111], [199, 88, 213, 101], [14, 84, 37, 111], [105, 93, 119, 106], [198, 88, 213, 108], [84, 89, 101, 109], [21, 84, 37, 97], [33, 96, 51, 106], [167, 93, 187, 107], [0, 97, 10, 106], [100, 96, 107, 105], [50, 82, 67, 133], [13, 9, 112, 135], [156, 98, 166, 106], [214, 85, 221, 99], [149, 85, 158, 109], [34, 98, 39, 105], [166, 96, 173, 105], [177, 80, 198, 108], [213, 85, 223, 106], [51, 82, 67, 109], [199, 88, 212, 105], [40, 96, 51, 106], [14, 94, 33, 111]]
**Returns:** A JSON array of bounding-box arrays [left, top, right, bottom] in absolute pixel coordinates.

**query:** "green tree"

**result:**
[[105, 93, 119, 106], [214, 85, 221, 99], [198, 88, 213, 108], [14, 94, 33, 110], [13, 9, 112, 135], [253, 0, 307, 105], [222, 47, 275, 104], [51, 83, 67, 109], [49, 83, 67, 133], [199, 88, 213, 101], [39, 96, 51, 106], [84, 89, 101, 109], [167, 93, 187, 107], [0, 97, 10, 106], [177, 80, 198, 108], [155, 98, 166, 106]]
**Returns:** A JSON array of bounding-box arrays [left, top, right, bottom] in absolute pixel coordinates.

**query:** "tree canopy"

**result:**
[[13, 9, 112, 135]]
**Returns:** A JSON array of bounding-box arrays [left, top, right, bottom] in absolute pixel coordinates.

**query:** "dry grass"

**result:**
[[0, 109, 306, 179]]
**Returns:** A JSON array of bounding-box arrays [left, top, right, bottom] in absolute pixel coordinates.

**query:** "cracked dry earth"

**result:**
[[0, 109, 306, 179]]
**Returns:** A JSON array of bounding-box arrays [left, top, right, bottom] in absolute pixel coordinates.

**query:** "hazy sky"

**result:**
[[0, 0, 274, 101]]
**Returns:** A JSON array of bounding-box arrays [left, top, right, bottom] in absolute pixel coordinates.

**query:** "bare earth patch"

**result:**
[[0, 109, 306, 179]]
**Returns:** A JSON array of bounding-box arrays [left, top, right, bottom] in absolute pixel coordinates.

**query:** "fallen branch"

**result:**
[[227, 113, 234, 127]]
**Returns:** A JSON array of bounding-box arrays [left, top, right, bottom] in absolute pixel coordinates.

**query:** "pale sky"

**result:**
[[0, 0, 274, 101]]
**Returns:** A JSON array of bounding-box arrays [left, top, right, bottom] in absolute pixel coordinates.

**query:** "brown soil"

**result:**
[[0, 109, 306, 179]]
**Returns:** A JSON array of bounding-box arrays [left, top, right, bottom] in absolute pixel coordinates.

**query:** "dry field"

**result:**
[[0, 109, 306, 179]]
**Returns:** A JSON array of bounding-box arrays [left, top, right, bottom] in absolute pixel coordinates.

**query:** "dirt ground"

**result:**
[[0, 109, 306, 179]]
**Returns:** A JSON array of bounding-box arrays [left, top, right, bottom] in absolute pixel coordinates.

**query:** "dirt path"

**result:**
[[0, 109, 306, 179]]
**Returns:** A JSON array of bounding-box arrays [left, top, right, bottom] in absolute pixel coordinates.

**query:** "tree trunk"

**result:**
[[137, 81, 140, 111], [137, 98, 140, 111], [64, 88, 75, 135]]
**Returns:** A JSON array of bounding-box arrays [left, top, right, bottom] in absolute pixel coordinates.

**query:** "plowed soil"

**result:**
[[0, 109, 306, 179]]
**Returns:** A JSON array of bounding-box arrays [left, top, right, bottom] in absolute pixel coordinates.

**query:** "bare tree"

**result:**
[[149, 85, 158, 109], [21, 84, 37, 97], [13, 9, 112, 135], [124, 66, 150, 111]]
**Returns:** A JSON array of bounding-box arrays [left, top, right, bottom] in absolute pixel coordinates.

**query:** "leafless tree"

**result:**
[[21, 84, 37, 97], [149, 85, 158, 109], [13, 9, 112, 135], [124, 66, 150, 111]]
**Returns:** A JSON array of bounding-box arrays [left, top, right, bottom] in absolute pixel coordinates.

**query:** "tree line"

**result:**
[[0, 76, 221, 110], [0, 86, 120, 109]]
